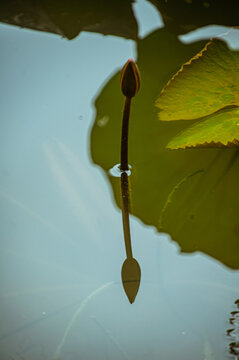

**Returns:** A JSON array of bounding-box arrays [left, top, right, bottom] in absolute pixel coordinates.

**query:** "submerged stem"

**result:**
[[121, 171, 133, 259]]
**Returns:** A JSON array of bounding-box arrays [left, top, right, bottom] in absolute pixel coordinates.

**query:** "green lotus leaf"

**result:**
[[156, 39, 239, 121], [91, 29, 239, 269], [167, 107, 239, 149]]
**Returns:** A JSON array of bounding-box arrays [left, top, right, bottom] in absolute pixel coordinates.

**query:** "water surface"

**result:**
[[1, 2, 239, 359]]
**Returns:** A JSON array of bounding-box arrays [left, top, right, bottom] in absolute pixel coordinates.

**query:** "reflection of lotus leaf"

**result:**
[[150, 0, 239, 34], [1, 0, 239, 40], [90, 29, 239, 269], [0, 0, 138, 40]]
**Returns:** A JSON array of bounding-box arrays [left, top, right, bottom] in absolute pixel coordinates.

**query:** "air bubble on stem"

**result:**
[[109, 163, 132, 177]]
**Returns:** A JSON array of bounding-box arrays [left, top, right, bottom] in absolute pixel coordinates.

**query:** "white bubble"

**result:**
[[109, 163, 132, 177]]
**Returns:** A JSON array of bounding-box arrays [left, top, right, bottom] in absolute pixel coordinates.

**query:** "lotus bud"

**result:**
[[120, 59, 140, 98]]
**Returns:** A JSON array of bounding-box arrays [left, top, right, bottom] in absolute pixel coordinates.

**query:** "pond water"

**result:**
[[1, 1, 239, 359]]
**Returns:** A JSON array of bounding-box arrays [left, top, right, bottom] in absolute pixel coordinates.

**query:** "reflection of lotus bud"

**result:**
[[121, 257, 141, 304], [120, 59, 140, 98]]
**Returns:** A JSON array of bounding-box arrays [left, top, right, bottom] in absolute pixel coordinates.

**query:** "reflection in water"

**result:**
[[1, 0, 238, 42], [91, 315, 131, 359], [227, 299, 239, 359], [53, 282, 114, 360], [0, 0, 138, 40], [119, 59, 141, 303], [121, 171, 141, 304], [2, 6, 239, 359]]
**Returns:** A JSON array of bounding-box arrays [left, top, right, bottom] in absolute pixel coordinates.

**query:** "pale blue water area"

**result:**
[[179, 25, 239, 49], [133, 0, 164, 38], [1, 2, 239, 359]]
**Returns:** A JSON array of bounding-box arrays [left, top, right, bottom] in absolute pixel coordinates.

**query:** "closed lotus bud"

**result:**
[[120, 59, 140, 98]]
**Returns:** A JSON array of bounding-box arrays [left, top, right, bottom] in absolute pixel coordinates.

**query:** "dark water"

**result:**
[[1, 1, 239, 359]]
